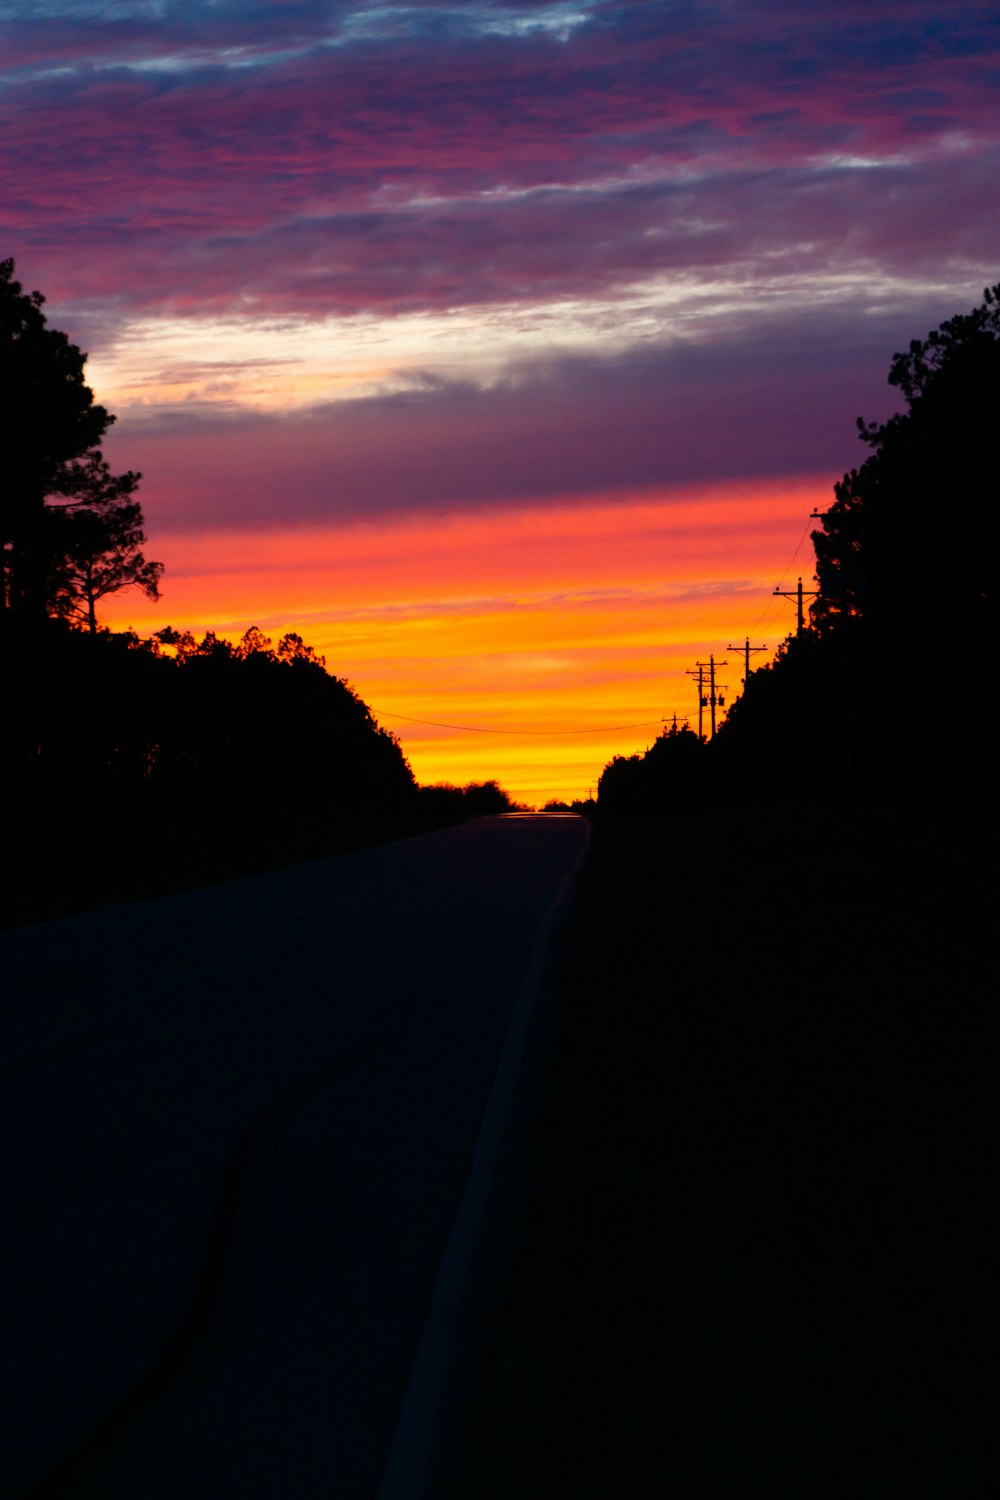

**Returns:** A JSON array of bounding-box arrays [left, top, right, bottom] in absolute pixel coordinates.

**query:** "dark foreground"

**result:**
[[3, 799, 463, 931], [446, 778, 994, 1497], [1, 814, 587, 1499]]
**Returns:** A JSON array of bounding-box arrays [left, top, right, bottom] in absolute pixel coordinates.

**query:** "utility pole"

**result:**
[[707, 654, 726, 739], [660, 711, 691, 740], [773, 576, 818, 633], [726, 636, 767, 692], [687, 655, 727, 739], [685, 662, 707, 739]]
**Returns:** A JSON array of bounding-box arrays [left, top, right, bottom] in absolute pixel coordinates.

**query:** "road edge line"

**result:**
[[376, 819, 592, 1500]]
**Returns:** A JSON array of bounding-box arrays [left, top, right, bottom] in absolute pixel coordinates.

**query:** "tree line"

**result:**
[[1, 258, 517, 923], [599, 283, 1000, 810], [1, 259, 161, 632], [0, 257, 414, 817]]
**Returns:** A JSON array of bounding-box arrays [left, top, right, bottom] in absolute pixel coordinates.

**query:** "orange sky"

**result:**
[[11, 0, 996, 810], [104, 478, 825, 806]]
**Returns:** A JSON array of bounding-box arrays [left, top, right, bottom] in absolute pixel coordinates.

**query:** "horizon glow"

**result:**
[[5, 0, 996, 804], [103, 480, 825, 804]]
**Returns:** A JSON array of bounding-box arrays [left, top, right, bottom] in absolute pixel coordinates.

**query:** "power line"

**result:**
[[774, 516, 816, 591], [773, 575, 818, 633], [379, 511, 819, 743], [376, 711, 669, 735], [686, 655, 728, 740], [747, 516, 815, 635], [727, 636, 768, 689]]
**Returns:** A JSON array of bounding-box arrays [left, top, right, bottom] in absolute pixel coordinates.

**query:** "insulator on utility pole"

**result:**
[[686, 661, 708, 740], [773, 576, 818, 633], [661, 712, 690, 735], [726, 636, 767, 691], [688, 654, 728, 739]]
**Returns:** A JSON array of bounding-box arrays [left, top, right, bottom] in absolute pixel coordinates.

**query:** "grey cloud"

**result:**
[[106, 301, 938, 535]]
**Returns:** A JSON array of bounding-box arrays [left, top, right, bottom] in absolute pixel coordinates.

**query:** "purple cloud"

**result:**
[[99, 296, 947, 534], [2, 0, 996, 332], [3, 0, 996, 552]]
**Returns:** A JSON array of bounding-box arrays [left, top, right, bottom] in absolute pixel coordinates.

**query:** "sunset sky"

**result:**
[[3, 1, 997, 803]]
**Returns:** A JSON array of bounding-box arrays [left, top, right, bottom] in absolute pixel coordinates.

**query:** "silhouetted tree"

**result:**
[[0, 258, 159, 627], [417, 780, 517, 818], [594, 289, 1000, 800], [461, 780, 515, 815], [236, 625, 274, 660], [812, 284, 1000, 647], [598, 722, 706, 811], [804, 283, 1000, 768], [4, 619, 430, 922], [277, 631, 326, 667], [194, 629, 236, 660], [712, 627, 857, 785], [52, 490, 163, 633], [597, 753, 644, 811], [154, 625, 197, 659]]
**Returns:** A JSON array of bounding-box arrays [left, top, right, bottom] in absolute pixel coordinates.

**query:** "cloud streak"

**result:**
[[4, 0, 997, 331], [100, 303, 933, 533], [4, 1, 996, 798]]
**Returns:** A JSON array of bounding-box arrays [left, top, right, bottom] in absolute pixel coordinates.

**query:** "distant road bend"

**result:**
[[0, 812, 589, 1500]]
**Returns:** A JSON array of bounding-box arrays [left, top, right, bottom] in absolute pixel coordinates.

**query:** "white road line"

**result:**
[[376, 820, 591, 1500]]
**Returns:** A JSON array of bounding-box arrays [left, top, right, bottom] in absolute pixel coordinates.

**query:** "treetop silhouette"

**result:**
[[597, 283, 1000, 798], [1, 257, 161, 629], [811, 282, 1000, 642]]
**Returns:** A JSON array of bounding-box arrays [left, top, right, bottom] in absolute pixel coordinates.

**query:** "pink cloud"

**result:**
[[2, 1, 996, 327], [97, 317, 913, 534]]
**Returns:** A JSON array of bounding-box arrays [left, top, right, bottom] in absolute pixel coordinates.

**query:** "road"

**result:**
[[0, 812, 589, 1499]]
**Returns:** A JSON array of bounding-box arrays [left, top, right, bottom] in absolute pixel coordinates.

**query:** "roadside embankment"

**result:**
[[446, 777, 994, 1496]]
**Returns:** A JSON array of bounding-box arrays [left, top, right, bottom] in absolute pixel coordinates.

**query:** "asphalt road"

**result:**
[[0, 813, 589, 1499]]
